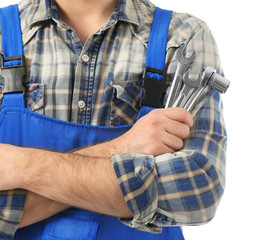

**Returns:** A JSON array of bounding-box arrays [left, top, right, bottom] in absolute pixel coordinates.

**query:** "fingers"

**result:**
[[149, 108, 192, 152], [161, 132, 184, 151], [150, 108, 193, 127], [142, 108, 193, 138], [165, 121, 190, 140], [149, 142, 175, 156], [167, 108, 193, 127], [118, 107, 194, 156]]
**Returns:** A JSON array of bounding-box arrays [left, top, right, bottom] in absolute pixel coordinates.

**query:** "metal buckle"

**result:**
[[140, 67, 167, 108], [0, 54, 26, 94]]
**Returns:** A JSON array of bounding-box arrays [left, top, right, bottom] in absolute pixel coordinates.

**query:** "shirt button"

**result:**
[[78, 100, 86, 109], [81, 54, 90, 62]]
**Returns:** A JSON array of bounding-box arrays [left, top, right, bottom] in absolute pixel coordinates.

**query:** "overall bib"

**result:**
[[0, 5, 184, 240]]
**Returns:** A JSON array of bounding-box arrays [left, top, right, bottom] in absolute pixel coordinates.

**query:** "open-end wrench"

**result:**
[[165, 45, 196, 108], [183, 67, 230, 111], [172, 68, 202, 108], [165, 45, 230, 111], [174, 67, 230, 111]]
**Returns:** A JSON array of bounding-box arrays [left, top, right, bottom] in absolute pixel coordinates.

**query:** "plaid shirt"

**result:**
[[0, 0, 227, 238]]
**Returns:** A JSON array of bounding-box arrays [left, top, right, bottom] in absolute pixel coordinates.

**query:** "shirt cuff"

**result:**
[[111, 153, 161, 233], [0, 189, 26, 239]]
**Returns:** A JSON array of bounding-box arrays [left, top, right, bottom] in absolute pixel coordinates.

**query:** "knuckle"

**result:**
[[150, 108, 161, 116], [148, 130, 160, 140], [147, 116, 160, 126], [179, 109, 193, 124], [171, 138, 184, 150], [186, 112, 194, 126], [180, 124, 190, 138], [176, 138, 184, 149]]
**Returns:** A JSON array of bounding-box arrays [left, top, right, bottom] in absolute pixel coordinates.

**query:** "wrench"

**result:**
[[165, 45, 196, 108], [165, 45, 230, 111], [172, 68, 202, 108], [174, 67, 230, 111]]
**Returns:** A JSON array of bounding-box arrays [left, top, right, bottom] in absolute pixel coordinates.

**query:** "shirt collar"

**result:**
[[116, 0, 145, 27], [22, 0, 144, 29], [21, 0, 67, 30], [21, 0, 52, 30], [19, 0, 149, 45], [19, 0, 59, 44]]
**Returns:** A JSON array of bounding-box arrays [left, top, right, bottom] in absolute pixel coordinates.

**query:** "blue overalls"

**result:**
[[0, 5, 184, 240]]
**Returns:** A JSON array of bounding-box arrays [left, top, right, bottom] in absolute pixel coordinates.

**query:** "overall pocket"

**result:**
[[42, 208, 100, 240]]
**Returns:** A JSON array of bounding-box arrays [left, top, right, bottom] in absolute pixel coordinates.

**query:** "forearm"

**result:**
[[19, 192, 69, 228], [16, 142, 132, 219], [0, 141, 131, 235], [17, 141, 132, 228], [0, 107, 192, 231]]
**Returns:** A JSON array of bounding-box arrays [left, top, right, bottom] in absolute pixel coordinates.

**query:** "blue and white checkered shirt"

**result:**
[[0, 0, 227, 238]]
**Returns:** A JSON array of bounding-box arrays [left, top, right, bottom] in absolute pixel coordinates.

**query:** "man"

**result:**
[[0, 0, 227, 239]]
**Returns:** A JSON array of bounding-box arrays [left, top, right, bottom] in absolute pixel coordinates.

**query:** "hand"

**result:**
[[113, 108, 193, 156]]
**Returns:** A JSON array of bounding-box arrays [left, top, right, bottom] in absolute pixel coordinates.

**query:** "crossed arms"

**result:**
[[0, 108, 194, 228]]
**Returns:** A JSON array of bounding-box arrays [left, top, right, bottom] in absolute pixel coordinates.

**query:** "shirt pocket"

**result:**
[[110, 80, 142, 126], [25, 83, 45, 114], [0, 82, 44, 114]]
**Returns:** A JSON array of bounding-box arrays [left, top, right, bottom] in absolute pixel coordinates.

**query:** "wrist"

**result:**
[[75, 140, 121, 157], [107, 137, 126, 154]]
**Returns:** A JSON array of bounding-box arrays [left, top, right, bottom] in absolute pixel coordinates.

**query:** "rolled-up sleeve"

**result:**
[[0, 190, 26, 239], [111, 22, 227, 233]]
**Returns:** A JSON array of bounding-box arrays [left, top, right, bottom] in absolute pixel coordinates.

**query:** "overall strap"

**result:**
[[0, 4, 26, 108], [0, 5, 172, 112], [138, 7, 172, 119]]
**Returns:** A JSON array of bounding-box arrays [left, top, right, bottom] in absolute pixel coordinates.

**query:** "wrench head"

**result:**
[[203, 67, 230, 93], [182, 68, 202, 88], [176, 45, 196, 65]]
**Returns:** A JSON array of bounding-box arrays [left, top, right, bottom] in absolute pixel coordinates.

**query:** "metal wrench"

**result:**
[[165, 45, 230, 111], [172, 68, 202, 108], [183, 67, 230, 111], [165, 45, 196, 108]]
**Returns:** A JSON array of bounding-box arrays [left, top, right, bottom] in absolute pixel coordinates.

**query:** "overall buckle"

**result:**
[[0, 54, 26, 94], [140, 67, 167, 108]]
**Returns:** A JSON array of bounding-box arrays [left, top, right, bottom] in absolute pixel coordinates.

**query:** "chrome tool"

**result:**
[[165, 46, 230, 111]]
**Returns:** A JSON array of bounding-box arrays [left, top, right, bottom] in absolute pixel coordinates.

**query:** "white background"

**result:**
[[1, 0, 275, 239]]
